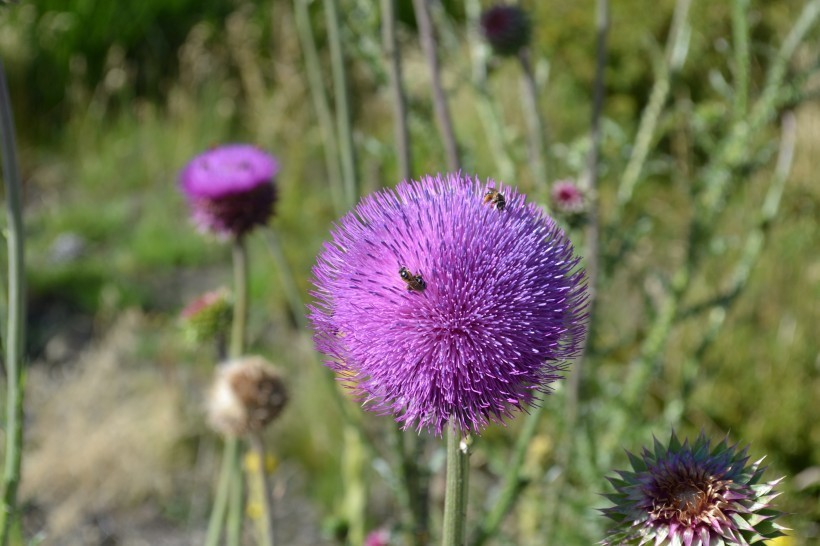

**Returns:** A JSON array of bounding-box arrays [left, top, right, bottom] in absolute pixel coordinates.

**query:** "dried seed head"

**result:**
[[207, 356, 288, 437]]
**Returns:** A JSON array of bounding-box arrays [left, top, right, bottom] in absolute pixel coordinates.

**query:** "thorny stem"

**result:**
[[293, 0, 345, 215], [381, 0, 412, 182], [324, 0, 359, 207], [205, 437, 238, 546], [0, 60, 26, 546], [518, 48, 549, 196], [412, 0, 460, 171], [616, 0, 692, 209], [441, 426, 469, 546], [230, 236, 249, 359]]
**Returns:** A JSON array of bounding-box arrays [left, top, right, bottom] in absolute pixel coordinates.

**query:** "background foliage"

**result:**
[[0, 0, 817, 544]]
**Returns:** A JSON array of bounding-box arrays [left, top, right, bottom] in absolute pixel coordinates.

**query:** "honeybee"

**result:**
[[483, 188, 506, 211], [399, 266, 427, 292]]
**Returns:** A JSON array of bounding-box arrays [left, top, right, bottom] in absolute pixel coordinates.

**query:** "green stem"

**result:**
[[412, 0, 460, 171], [293, 0, 345, 215], [205, 237, 251, 546], [323, 0, 359, 207], [615, 0, 691, 209], [0, 59, 26, 546], [381, 0, 412, 183], [230, 236, 249, 359], [731, 0, 750, 121], [205, 437, 238, 546], [518, 47, 549, 195], [441, 426, 469, 546], [470, 407, 542, 546], [264, 230, 307, 330], [250, 434, 276, 546]]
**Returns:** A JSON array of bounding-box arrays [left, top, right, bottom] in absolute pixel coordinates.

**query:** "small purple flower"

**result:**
[[309, 173, 587, 435], [551, 179, 586, 215], [480, 4, 532, 57], [601, 432, 785, 546], [179, 144, 279, 239]]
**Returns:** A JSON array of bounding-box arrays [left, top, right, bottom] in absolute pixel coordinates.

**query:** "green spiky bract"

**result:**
[[601, 432, 785, 546]]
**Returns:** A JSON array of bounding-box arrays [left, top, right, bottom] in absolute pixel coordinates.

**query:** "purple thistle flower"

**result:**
[[364, 528, 391, 546], [551, 179, 586, 215], [601, 432, 786, 546], [179, 144, 279, 239], [480, 4, 532, 57], [309, 173, 588, 435]]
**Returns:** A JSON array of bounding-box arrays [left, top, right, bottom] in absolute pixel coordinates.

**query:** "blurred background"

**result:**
[[0, 0, 817, 544]]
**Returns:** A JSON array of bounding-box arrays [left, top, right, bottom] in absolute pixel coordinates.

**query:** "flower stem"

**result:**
[[323, 0, 359, 207], [412, 0, 460, 171], [0, 59, 27, 546], [381, 0, 412, 183], [441, 426, 469, 546], [230, 236, 249, 359], [205, 236, 251, 546], [249, 434, 276, 546], [518, 47, 549, 196], [205, 437, 238, 546], [292, 0, 345, 215]]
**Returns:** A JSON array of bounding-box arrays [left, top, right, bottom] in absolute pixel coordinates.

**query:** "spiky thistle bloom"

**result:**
[[601, 432, 785, 546], [364, 528, 391, 546], [179, 144, 278, 239], [309, 173, 587, 435], [480, 4, 532, 57], [207, 356, 288, 437]]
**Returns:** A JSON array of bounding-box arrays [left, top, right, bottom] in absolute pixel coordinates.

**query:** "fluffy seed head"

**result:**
[[601, 432, 786, 546], [207, 356, 288, 437], [179, 144, 278, 239], [480, 4, 532, 56], [309, 173, 588, 435]]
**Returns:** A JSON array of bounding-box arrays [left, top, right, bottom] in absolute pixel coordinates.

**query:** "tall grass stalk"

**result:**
[[323, 0, 359, 207], [293, 0, 345, 215], [0, 60, 26, 546], [731, 0, 750, 121], [412, 0, 460, 171]]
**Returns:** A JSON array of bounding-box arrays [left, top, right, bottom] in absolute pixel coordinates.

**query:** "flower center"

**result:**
[[649, 471, 734, 527]]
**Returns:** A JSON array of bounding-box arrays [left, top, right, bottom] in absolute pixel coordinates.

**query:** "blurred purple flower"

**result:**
[[551, 179, 586, 215], [480, 4, 532, 57], [179, 144, 278, 239], [309, 173, 587, 435], [364, 528, 391, 546], [602, 432, 785, 546]]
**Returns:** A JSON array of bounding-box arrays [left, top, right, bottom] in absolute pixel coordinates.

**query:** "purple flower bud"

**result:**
[[550, 179, 586, 215], [179, 144, 278, 239], [480, 4, 532, 57], [309, 173, 588, 435]]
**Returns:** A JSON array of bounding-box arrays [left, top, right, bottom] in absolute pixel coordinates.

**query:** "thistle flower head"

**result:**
[[364, 528, 392, 546], [207, 356, 288, 437], [480, 4, 532, 57], [179, 144, 278, 239], [602, 432, 785, 546], [309, 173, 587, 435], [551, 179, 586, 215]]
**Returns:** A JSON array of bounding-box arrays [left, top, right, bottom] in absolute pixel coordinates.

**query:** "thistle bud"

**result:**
[[480, 5, 532, 57], [180, 288, 232, 345]]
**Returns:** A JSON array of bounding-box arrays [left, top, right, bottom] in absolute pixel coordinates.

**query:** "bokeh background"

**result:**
[[0, 0, 817, 545]]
